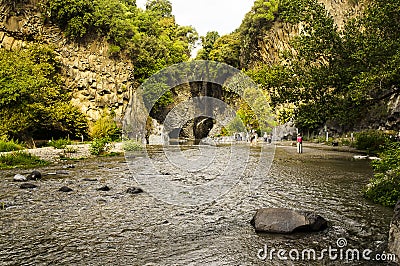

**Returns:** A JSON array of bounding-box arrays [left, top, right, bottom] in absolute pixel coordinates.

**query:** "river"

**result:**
[[0, 143, 394, 265]]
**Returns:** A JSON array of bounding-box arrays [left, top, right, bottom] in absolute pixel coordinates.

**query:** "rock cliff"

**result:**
[[0, 0, 136, 123], [245, 0, 362, 67]]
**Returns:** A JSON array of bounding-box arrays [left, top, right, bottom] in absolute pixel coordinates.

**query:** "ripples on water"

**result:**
[[0, 144, 394, 265]]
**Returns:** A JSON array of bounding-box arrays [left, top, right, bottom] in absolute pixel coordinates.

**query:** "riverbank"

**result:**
[[0, 140, 368, 170], [0, 142, 125, 165]]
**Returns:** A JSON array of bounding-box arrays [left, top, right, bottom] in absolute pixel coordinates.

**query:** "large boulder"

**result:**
[[251, 208, 328, 233], [388, 200, 400, 260]]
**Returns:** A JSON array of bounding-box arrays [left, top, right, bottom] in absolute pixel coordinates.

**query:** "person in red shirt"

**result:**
[[297, 134, 303, 153]]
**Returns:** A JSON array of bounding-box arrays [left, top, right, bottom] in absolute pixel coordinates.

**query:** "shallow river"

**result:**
[[0, 143, 394, 265]]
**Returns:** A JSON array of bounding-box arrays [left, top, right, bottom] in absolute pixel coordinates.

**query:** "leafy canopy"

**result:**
[[0, 44, 88, 140], [45, 0, 198, 83]]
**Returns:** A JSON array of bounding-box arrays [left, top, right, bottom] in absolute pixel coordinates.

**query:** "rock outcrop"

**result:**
[[0, 0, 138, 123], [251, 208, 328, 234], [245, 0, 363, 68]]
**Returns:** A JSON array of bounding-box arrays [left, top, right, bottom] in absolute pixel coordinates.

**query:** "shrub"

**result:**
[[0, 139, 23, 152], [48, 138, 71, 149], [364, 170, 400, 207], [89, 137, 112, 155], [355, 130, 388, 155], [0, 152, 48, 169], [123, 140, 143, 152], [89, 111, 121, 141], [364, 143, 400, 207]]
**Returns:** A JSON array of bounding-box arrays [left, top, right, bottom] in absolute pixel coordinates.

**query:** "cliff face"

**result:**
[[0, 0, 136, 123], [248, 0, 362, 67]]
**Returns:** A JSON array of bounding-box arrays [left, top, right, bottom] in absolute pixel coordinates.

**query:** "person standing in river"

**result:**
[[297, 133, 303, 153]]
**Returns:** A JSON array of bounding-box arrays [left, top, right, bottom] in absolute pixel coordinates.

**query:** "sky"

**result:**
[[136, 0, 255, 36]]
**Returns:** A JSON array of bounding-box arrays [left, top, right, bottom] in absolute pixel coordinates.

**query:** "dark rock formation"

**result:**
[[0, 0, 137, 123], [20, 183, 37, 189], [59, 186, 73, 192], [251, 208, 328, 234], [97, 185, 111, 191], [388, 200, 400, 260], [126, 187, 143, 194], [82, 178, 98, 182], [28, 170, 41, 180]]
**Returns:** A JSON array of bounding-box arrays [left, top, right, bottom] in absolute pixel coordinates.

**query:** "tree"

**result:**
[[195, 31, 220, 60], [45, 0, 96, 38], [145, 0, 173, 17], [256, 0, 352, 131], [266, 0, 400, 132], [209, 33, 241, 68], [0, 44, 88, 140]]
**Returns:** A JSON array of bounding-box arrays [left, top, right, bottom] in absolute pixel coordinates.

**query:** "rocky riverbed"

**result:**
[[0, 142, 395, 265]]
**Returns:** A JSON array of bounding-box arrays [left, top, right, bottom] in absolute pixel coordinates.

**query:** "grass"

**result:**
[[0, 140, 23, 152], [0, 152, 49, 169], [48, 138, 72, 149], [123, 140, 143, 152]]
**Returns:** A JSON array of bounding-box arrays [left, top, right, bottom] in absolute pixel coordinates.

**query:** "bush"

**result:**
[[48, 138, 71, 149], [355, 130, 388, 155], [122, 140, 143, 152], [89, 137, 112, 155], [364, 170, 400, 207], [0, 152, 48, 169], [364, 143, 400, 207], [89, 111, 121, 141], [0, 139, 23, 152]]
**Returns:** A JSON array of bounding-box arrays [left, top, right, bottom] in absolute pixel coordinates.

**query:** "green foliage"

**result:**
[[196, 31, 220, 60], [145, 0, 172, 17], [209, 33, 241, 68], [123, 139, 143, 151], [89, 137, 112, 155], [0, 44, 88, 140], [45, 0, 197, 84], [265, 0, 400, 132], [0, 139, 23, 152], [371, 142, 400, 174], [233, 87, 276, 133], [240, 0, 279, 38], [226, 114, 246, 134], [355, 131, 388, 155], [48, 138, 72, 149], [364, 143, 400, 207], [45, 0, 96, 39], [89, 111, 121, 140], [0, 152, 48, 169]]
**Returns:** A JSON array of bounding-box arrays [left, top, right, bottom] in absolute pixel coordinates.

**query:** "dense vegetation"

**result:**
[[0, 44, 88, 142], [44, 0, 197, 83], [364, 143, 400, 207]]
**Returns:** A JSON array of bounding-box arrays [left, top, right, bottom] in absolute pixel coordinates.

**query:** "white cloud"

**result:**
[[136, 0, 254, 36]]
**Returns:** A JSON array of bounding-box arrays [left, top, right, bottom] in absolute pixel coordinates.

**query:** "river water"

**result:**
[[0, 143, 394, 265]]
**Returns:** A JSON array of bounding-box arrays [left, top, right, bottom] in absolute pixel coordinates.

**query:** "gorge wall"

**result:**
[[0, 0, 136, 123], [246, 0, 362, 67]]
